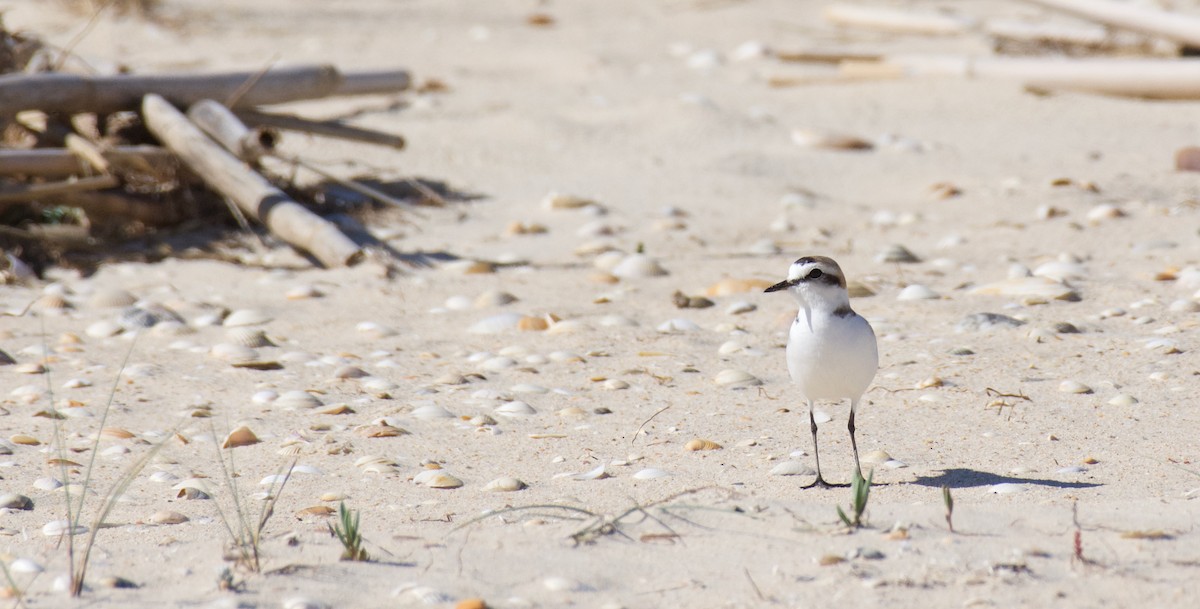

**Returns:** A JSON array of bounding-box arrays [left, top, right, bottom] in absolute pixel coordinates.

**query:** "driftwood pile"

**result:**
[[1, 22, 417, 278], [779, 0, 1200, 99]]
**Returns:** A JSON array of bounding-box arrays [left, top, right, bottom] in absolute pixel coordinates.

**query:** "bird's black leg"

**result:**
[[801, 401, 848, 488], [849, 399, 862, 479]]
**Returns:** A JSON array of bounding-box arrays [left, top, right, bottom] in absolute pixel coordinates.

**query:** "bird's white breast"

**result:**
[[786, 309, 878, 401]]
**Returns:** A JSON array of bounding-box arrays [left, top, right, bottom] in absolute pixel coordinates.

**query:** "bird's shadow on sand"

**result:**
[[912, 468, 1101, 490]]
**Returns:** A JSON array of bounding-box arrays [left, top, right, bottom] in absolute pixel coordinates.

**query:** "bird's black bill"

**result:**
[[764, 279, 796, 293]]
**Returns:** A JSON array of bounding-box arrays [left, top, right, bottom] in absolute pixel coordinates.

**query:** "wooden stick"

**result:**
[[983, 19, 1112, 48], [235, 109, 405, 150], [857, 55, 1200, 99], [187, 99, 274, 162], [823, 4, 974, 35], [0, 65, 410, 116], [0, 175, 119, 205], [142, 94, 361, 268], [1022, 0, 1200, 48], [0, 147, 175, 177]]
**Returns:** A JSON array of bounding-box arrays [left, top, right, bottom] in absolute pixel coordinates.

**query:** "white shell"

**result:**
[[42, 521, 88, 537], [570, 464, 609, 480], [770, 461, 815, 476], [603, 379, 630, 390], [285, 284, 323, 300], [656, 318, 701, 333], [969, 277, 1079, 301], [632, 468, 671, 479], [483, 476, 527, 492], [356, 321, 398, 339], [1058, 380, 1093, 394], [223, 309, 272, 327], [1032, 261, 1087, 281], [1108, 394, 1138, 406], [611, 254, 668, 279], [85, 320, 123, 338], [275, 390, 323, 409], [897, 284, 940, 300], [495, 401, 537, 416], [88, 288, 137, 308], [414, 470, 463, 489], [714, 369, 762, 387], [480, 356, 518, 371], [467, 313, 523, 334], [726, 301, 757, 315], [172, 478, 214, 495], [8, 558, 43, 574], [443, 296, 472, 311], [149, 471, 180, 484], [225, 328, 272, 348], [33, 477, 63, 491], [361, 377, 399, 393], [210, 343, 259, 363], [411, 404, 456, 419], [474, 290, 518, 308], [510, 383, 548, 394]]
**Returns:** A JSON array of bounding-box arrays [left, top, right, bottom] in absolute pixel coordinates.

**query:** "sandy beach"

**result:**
[[3, 1, 1200, 607]]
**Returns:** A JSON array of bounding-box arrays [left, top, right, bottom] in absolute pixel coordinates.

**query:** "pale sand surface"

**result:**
[[3, 1, 1200, 607]]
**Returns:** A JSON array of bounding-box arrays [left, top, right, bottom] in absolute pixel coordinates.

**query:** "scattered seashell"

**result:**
[[603, 379, 630, 390], [9, 435, 40, 446], [223, 309, 272, 327], [685, 439, 722, 451], [42, 520, 88, 537], [8, 558, 43, 574], [1086, 203, 1125, 222], [1058, 380, 1093, 394], [412, 404, 456, 419], [656, 318, 700, 333], [956, 312, 1025, 332], [210, 343, 259, 363], [611, 253, 668, 279], [14, 362, 45, 375], [88, 288, 137, 308], [770, 461, 815, 476], [222, 426, 261, 449], [1108, 394, 1138, 406], [542, 192, 596, 210], [483, 477, 527, 492], [474, 290, 518, 308], [714, 369, 762, 387], [85, 320, 123, 338], [149, 510, 189, 525], [119, 303, 183, 329], [1175, 146, 1200, 171], [897, 284, 939, 300], [172, 478, 214, 499], [632, 468, 671, 480], [517, 316, 549, 331], [706, 278, 773, 297], [296, 505, 336, 517], [33, 477, 62, 491], [468, 313, 524, 334], [226, 328, 273, 348], [495, 401, 537, 417], [355, 424, 408, 438], [876, 244, 921, 264], [0, 493, 33, 510], [285, 284, 323, 300], [1033, 261, 1086, 281], [415, 470, 464, 489], [791, 128, 873, 150], [969, 277, 1079, 301], [356, 321, 398, 339], [282, 597, 331, 609], [569, 464, 609, 480], [275, 390, 323, 409]]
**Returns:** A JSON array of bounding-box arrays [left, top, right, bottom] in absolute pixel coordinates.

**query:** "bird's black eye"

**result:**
[[807, 269, 823, 280]]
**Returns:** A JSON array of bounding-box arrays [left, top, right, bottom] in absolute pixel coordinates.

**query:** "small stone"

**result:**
[[876, 244, 921, 264]]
